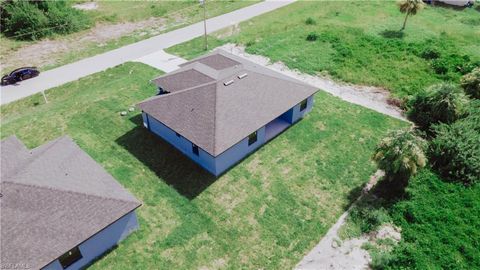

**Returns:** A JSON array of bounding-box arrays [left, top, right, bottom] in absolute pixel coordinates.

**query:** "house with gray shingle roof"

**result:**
[[137, 50, 318, 176], [0, 136, 141, 270]]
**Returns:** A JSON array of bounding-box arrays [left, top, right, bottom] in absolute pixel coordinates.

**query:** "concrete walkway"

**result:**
[[133, 50, 187, 72], [0, 0, 294, 105]]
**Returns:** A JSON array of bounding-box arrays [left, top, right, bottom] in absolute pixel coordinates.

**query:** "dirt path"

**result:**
[[219, 44, 407, 121], [295, 171, 402, 270]]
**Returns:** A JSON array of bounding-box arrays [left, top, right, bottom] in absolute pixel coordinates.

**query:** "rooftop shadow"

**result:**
[[116, 114, 216, 200]]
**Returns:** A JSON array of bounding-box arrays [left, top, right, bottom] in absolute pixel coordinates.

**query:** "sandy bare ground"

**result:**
[[72, 2, 98, 10], [296, 171, 401, 270], [219, 44, 407, 121], [1, 17, 168, 71]]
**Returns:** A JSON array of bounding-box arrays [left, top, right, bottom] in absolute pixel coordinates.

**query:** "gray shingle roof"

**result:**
[[138, 50, 318, 156], [1, 136, 141, 270]]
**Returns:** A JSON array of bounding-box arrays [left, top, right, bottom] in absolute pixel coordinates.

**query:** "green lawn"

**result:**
[[166, 1, 480, 97], [0, 62, 405, 269]]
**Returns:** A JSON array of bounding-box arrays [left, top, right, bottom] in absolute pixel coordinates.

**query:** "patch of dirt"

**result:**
[[295, 170, 401, 270], [1, 17, 167, 71], [375, 224, 401, 242], [219, 43, 407, 121], [72, 2, 98, 10], [213, 23, 241, 39]]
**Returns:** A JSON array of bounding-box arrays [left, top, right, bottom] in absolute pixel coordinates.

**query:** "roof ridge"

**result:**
[[3, 136, 140, 204], [212, 80, 218, 154], [2, 136, 64, 180], [245, 65, 317, 90], [3, 180, 141, 205], [139, 81, 218, 105]]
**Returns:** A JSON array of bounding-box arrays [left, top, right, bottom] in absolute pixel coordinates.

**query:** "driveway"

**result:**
[[0, 0, 294, 105], [133, 50, 187, 72]]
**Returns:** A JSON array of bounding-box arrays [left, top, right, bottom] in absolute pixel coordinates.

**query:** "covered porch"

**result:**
[[265, 117, 291, 141]]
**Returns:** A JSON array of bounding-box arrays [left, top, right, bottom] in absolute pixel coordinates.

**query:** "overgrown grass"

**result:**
[[0, 62, 405, 269], [167, 1, 480, 97], [341, 169, 480, 269]]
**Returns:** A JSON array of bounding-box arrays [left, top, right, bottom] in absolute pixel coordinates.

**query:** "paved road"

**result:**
[[0, 0, 294, 105]]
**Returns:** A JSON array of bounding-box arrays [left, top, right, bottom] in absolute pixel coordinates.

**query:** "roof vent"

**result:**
[[223, 80, 234, 86], [238, 73, 248, 79]]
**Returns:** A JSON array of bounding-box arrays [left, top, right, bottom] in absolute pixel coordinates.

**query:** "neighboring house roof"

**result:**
[[138, 50, 318, 156], [0, 136, 141, 270]]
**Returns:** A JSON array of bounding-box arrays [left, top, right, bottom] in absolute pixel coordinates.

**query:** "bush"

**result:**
[[407, 83, 470, 133], [419, 47, 440, 60], [430, 103, 480, 185], [306, 32, 318, 41], [372, 130, 427, 193], [431, 54, 478, 77], [305, 17, 316, 25], [0, 0, 91, 40], [460, 67, 480, 99], [0, 1, 50, 40]]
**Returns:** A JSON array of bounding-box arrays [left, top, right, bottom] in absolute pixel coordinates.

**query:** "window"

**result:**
[[59, 246, 83, 269], [300, 99, 308, 111], [248, 131, 257, 146], [192, 143, 199, 156]]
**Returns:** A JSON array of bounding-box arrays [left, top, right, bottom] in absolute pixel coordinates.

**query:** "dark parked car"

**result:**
[[1, 67, 40, 86]]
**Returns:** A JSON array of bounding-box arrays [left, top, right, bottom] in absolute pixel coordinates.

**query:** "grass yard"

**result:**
[[166, 1, 480, 97], [0, 62, 405, 269]]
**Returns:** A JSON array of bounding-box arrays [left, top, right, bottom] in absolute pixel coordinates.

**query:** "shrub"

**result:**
[[305, 17, 316, 25], [419, 47, 440, 60], [0, 0, 50, 40], [460, 67, 480, 99], [0, 0, 91, 40], [372, 129, 427, 193], [407, 83, 470, 133], [430, 102, 480, 185], [306, 32, 318, 41], [42, 1, 90, 35], [431, 54, 477, 76]]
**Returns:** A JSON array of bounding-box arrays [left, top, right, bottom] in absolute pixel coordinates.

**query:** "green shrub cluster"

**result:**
[[431, 54, 478, 77], [430, 102, 480, 185], [461, 67, 480, 99], [407, 83, 470, 133], [305, 17, 316, 25], [0, 0, 91, 40], [373, 129, 427, 184], [412, 40, 479, 80], [306, 32, 318, 41]]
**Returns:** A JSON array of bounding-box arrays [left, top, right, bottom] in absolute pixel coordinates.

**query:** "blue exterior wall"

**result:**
[[42, 211, 139, 270], [291, 95, 314, 123], [142, 113, 216, 175], [215, 126, 266, 175], [142, 94, 315, 176]]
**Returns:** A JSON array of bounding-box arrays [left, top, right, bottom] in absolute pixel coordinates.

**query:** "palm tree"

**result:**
[[398, 0, 425, 31], [373, 129, 427, 188]]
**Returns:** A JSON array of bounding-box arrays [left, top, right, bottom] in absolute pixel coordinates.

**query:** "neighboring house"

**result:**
[[138, 50, 318, 176], [0, 136, 141, 270]]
